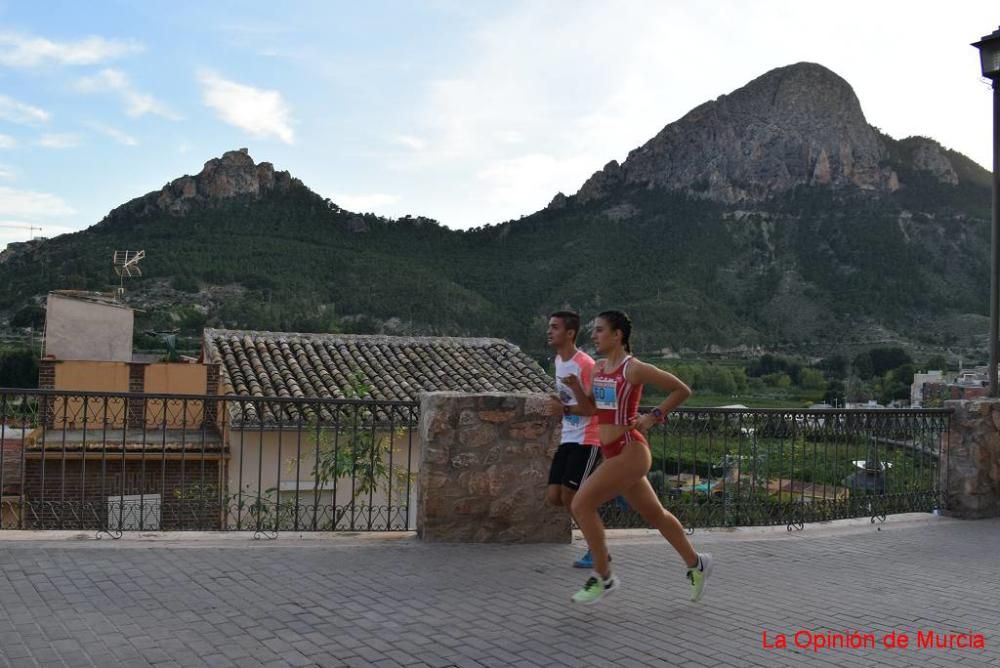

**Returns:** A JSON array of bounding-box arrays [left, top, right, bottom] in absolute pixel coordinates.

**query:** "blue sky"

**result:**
[[0, 1, 996, 246]]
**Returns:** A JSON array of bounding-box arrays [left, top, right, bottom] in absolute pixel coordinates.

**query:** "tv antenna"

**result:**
[[112, 250, 145, 300]]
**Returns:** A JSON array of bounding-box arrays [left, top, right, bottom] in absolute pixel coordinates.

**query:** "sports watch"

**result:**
[[651, 407, 666, 423]]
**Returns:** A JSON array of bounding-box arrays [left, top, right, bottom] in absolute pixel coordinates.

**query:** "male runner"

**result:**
[[545, 310, 602, 568]]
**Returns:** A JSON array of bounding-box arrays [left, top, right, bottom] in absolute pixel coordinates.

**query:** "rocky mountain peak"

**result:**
[[903, 137, 960, 185], [106, 148, 301, 220], [577, 62, 899, 204]]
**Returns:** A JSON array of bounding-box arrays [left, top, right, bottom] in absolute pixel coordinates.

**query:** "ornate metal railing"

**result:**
[[599, 407, 950, 530], [1, 390, 950, 534], [0, 389, 418, 535]]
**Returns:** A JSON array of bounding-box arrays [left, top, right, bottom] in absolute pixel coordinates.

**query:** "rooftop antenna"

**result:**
[[112, 249, 145, 301]]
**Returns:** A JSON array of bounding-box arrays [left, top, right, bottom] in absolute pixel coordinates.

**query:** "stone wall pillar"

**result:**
[[417, 392, 569, 543], [941, 399, 1000, 519]]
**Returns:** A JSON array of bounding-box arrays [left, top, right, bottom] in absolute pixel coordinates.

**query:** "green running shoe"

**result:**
[[571, 572, 619, 605], [687, 552, 713, 602]]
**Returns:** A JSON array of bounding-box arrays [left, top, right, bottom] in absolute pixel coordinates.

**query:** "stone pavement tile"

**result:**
[[9, 659, 38, 668], [0, 519, 999, 667], [1, 645, 32, 660], [23, 650, 60, 666]]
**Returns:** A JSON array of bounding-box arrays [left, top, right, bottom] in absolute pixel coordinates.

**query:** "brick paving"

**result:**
[[0, 515, 997, 667]]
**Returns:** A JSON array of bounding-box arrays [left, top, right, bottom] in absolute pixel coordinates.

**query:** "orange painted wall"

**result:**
[[53, 361, 129, 393], [49, 361, 212, 430], [143, 364, 208, 427], [52, 361, 129, 429]]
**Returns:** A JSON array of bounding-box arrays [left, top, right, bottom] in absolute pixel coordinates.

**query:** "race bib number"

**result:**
[[593, 378, 618, 410]]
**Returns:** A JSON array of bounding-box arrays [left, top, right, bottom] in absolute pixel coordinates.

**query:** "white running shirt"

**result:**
[[555, 350, 600, 446]]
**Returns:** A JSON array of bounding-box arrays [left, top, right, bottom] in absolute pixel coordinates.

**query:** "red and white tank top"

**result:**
[[593, 355, 643, 425]]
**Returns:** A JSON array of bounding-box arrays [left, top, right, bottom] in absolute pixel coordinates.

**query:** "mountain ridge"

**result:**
[[0, 62, 992, 359]]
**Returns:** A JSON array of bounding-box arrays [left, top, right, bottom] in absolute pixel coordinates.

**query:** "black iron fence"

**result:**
[[599, 407, 950, 530], [0, 389, 418, 535], [1, 390, 950, 534]]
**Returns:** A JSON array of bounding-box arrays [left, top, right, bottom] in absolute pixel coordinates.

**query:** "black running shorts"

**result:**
[[547, 442, 601, 491]]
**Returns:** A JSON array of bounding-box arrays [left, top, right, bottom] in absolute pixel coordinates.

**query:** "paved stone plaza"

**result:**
[[0, 515, 997, 667]]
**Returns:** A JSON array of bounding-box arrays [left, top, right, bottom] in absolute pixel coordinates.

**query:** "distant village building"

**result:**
[[911, 370, 945, 407], [11, 295, 554, 531], [24, 291, 222, 529], [912, 367, 992, 408], [43, 291, 135, 362]]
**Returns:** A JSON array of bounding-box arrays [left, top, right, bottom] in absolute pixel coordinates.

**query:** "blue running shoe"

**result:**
[[573, 550, 611, 568]]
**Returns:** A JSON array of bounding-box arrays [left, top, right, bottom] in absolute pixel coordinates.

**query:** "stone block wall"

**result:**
[[417, 392, 569, 543], [942, 399, 1000, 519]]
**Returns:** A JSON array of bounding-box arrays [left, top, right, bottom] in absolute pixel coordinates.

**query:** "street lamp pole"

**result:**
[[993, 78, 1000, 397], [972, 26, 1000, 396]]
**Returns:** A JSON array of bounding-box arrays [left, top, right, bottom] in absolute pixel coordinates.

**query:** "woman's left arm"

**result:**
[[626, 360, 692, 433]]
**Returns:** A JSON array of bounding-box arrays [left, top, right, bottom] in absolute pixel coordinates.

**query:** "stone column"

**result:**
[[417, 392, 569, 543], [941, 399, 1000, 519]]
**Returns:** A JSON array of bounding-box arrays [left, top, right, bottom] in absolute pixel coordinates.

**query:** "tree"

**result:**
[[852, 352, 875, 380], [879, 380, 910, 406], [890, 363, 915, 387], [305, 374, 412, 530], [799, 368, 827, 391], [869, 347, 913, 377], [9, 305, 45, 329], [763, 372, 792, 388], [748, 354, 801, 384], [702, 365, 737, 395], [845, 375, 870, 402], [817, 354, 848, 379], [749, 354, 784, 377], [674, 364, 703, 390], [925, 354, 948, 371], [0, 350, 38, 388], [731, 367, 748, 392], [823, 380, 846, 405]]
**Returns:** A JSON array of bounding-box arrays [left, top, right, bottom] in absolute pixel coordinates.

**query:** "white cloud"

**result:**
[[0, 32, 142, 68], [37, 134, 80, 149], [0, 187, 76, 217], [476, 152, 597, 221], [86, 122, 138, 146], [0, 165, 13, 179], [0, 134, 15, 149], [393, 0, 996, 228], [197, 69, 295, 143], [330, 192, 399, 213], [498, 130, 524, 145], [0, 95, 50, 125], [393, 135, 427, 151], [75, 68, 180, 119]]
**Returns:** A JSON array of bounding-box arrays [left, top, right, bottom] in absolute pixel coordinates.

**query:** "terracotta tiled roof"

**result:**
[[203, 329, 552, 425]]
